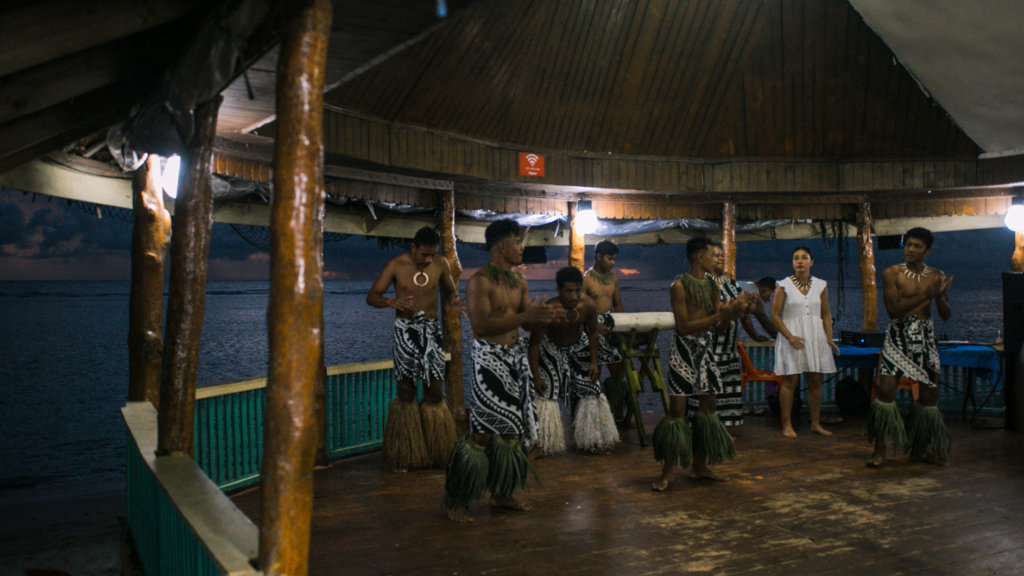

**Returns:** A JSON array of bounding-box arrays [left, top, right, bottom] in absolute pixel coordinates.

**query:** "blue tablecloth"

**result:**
[[834, 343, 1002, 381]]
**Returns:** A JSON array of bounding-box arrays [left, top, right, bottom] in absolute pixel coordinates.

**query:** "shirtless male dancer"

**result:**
[[443, 219, 560, 522], [687, 243, 756, 432], [583, 240, 626, 417], [367, 226, 463, 472], [529, 266, 619, 455], [653, 237, 754, 491], [867, 227, 953, 468]]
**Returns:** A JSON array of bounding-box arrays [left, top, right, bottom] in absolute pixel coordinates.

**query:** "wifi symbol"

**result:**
[[525, 153, 539, 167]]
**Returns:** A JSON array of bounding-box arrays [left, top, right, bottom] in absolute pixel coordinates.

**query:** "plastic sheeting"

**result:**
[[109, 0, 275, 166]]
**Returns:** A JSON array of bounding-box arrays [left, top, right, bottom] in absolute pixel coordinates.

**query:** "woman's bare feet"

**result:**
[[446, 505, 474, 523], [491, 495, 531, 511], [810, 424, 833, 436], [781, 426, 798, 439]]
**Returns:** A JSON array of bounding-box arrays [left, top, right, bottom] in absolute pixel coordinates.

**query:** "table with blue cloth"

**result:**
[[833, 343, 1003, 421]]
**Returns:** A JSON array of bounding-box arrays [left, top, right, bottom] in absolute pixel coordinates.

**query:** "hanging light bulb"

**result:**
[[1005, 203, 1024, 233], [574, 200, 599, 235], [161, 155, 181, 199]]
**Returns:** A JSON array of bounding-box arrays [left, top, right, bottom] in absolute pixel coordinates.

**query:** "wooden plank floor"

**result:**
[[231, 408, 1024, 576]]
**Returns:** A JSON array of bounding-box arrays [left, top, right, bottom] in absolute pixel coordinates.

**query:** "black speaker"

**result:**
[[1004, 272, 1024, 431], [835, 376, 870, 417]]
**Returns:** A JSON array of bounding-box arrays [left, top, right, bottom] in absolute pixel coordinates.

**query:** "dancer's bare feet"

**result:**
[[689, 465, 730, 482], [782, 426, 798, 439], [912, 452, 948, 466], [527, 445, 543, 461], [866, 451, 885, 468], [810, 424, 833, 437], [652, 460, 674, 491], [446, 505, 473, 523], [491, 495, 531, 511], [392, 467, 408, 474]]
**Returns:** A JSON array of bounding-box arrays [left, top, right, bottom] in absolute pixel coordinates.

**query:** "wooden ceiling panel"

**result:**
[[325, 0, 978, 160]]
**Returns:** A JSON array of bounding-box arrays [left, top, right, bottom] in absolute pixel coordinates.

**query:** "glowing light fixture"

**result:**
[[1006, 202, 1024, 233], [574, 200, 598, 235], [161, 155, 181, 199]]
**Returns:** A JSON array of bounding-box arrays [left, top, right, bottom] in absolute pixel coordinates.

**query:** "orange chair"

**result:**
[[737, 341, 785, 391], [870, 377, 919, 402]]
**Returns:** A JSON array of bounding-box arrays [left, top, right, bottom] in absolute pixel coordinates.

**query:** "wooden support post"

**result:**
[[568, 202, 585, 272], [258, 1, 330, 575], [722, 201, 736, 279], [128, 155, 170, 406], [1013, 231, 1024, 272], [314, 250, 328, 468], [856, 202, 878, 331], [440, 189, 465, 428], [157, 96, 220, 457]]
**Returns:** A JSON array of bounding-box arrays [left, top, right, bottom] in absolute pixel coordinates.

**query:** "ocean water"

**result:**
[[0, 277, 1006, 507]]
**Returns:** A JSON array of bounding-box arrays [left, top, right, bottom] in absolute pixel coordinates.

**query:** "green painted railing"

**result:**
[[194, 358, 421, 490], [124, 402, 260, 576]]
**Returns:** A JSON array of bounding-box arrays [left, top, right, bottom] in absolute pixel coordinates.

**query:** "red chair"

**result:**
[[737, 341, 784, 391]]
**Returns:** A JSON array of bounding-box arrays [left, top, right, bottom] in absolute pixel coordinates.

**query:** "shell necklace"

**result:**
[[563, 307, 580, 323], [791, 275, 812, 293], [900, 262, 929, 282]]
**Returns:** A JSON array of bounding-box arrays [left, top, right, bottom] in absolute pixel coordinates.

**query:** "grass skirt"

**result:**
[[866, 399, 907, 450], [573, 393, 619, 453], [383, 399, 429, 471], [906, 404, 950, 463], [486, 436, 531, 498], [652, 416, 691, 470], [691, 410, 735, 465], [420, 399, 457, 468], [535, 397, 566, 456], [443, 435, 488, 511]]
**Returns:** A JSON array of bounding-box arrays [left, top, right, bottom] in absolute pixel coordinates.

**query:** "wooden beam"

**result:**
[[128, 156, 171, 406], [0, 84, 135, 173], [1013, 231, 1024, 272], [856, 202, 878, 331], [0, 0, 199, 77], [259, 1, 330, 575], [568, 202, 585, 271], [158, 97, 221, 457], [722, 201, 737, 279], [440, 189, 465, 428]]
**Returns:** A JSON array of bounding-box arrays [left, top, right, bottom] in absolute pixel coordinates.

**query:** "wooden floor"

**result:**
[[232, 408, 1024, 576]]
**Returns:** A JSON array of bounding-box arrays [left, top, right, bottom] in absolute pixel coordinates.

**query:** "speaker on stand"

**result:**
[[1003, 272, 1024, 432]]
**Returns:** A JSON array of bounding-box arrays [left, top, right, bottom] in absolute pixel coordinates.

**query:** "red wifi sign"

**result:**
[[518, 152, 545, 177]]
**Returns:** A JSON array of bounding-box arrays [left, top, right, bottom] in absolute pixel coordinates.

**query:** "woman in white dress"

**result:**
[[771, 246, 839, 438]]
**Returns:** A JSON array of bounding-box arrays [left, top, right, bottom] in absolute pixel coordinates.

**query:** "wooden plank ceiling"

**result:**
[[323, 0, 977, 159], [1, 0, 1020, 231]]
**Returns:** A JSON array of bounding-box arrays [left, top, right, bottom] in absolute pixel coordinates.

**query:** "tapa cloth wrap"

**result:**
[[668, 330, 722, 396], [392, 313, 445, 382], [880, 315, 940, 387], [469, 338, 537, 439]]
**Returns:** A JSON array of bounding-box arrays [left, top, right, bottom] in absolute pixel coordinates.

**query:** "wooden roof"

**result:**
[[2, 0, 1023, 237], [324, 0, 976, 159]]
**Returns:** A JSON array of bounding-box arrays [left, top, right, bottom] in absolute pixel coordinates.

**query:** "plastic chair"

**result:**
[[870, 377, 919, 402], [737, 341, 785, 391]]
